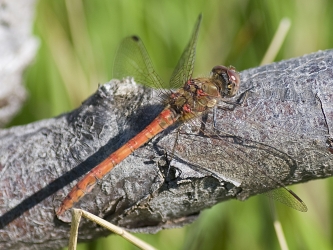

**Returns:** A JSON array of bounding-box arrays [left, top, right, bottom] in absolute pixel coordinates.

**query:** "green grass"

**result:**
[[10, 0, 333, 249]]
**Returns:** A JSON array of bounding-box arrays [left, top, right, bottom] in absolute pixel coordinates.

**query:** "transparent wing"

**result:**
[[169, 14, 202, 89], [265, 188, 307, 212], [113, 14, 202, 90], [159, 114, 308, 213], [113, 35, 165, 89]]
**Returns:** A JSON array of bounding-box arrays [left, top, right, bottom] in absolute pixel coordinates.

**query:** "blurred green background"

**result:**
[[10, 0, 333, 249]]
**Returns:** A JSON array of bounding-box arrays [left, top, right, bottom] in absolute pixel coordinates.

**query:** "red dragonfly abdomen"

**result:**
[[56, 107, 179, 216]]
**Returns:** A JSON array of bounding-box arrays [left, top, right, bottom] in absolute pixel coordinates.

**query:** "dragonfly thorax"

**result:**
[[166, 80, 219, 121], [166, 65, 240, 121]]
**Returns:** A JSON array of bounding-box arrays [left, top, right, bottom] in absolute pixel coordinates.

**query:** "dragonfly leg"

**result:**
[[199, 112, 209, 136], [218, 87, 253, 111], [315, 92, 333, 153], [212, 87, 253, 129], [161, 129, 180, 178]]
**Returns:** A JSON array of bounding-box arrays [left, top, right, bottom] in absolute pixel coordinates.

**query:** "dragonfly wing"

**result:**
[[158, 116, 308, 212], [113, 36, 165, 89], [264, 188, 307, 212], [168, 14, 202, 89]]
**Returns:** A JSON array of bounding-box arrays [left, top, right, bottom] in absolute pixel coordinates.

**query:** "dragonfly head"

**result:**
[[211, 65, 240, 98]]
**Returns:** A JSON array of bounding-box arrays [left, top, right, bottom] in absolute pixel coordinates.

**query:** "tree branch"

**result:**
[[1, 50, 333, 249]]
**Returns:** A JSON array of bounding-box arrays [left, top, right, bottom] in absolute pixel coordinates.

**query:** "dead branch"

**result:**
[[0, 50, 333, 249]]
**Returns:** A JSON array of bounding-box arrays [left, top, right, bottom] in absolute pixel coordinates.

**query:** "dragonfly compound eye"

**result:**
[[211, 65, 240, 98], [226, 66, 240, 97]]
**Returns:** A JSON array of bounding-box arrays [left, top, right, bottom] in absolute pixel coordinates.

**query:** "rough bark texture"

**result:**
[[0, 50, 333, 249]]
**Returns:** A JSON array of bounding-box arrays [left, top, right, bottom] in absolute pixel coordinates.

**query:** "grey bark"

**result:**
[[0, 50, 333, 249]]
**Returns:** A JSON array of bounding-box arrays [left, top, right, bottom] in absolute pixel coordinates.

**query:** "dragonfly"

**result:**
[[56, 14, 307, 216]]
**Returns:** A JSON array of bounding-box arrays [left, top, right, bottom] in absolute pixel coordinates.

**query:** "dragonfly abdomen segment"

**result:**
[[56, 107, 179, 216]]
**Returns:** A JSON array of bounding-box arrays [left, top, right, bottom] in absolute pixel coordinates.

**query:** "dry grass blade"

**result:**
[[68, 209, 157, 250], [260, 18, 291, 66]]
